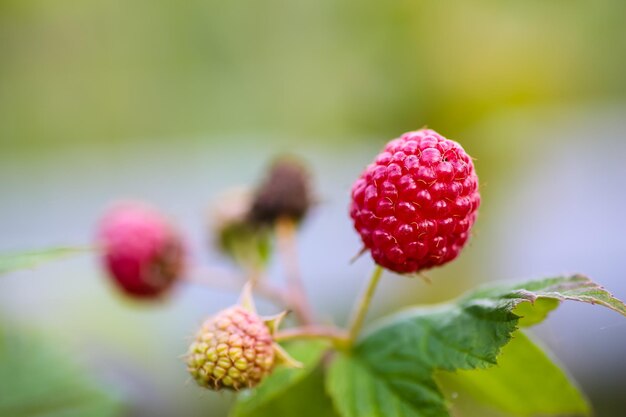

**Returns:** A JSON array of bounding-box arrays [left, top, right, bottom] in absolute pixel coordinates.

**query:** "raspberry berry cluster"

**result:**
[[93, 128, 479, 392], [9, 123, 625, 417]]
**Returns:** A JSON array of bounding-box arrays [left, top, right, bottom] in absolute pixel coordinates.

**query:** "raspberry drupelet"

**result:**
[[350, 129, 480, 274]]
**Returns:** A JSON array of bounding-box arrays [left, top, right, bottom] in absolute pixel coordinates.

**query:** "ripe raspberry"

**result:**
[[97, 202, 185, 298], [350, 129, 480, 274], [187, 306, 275, 390]]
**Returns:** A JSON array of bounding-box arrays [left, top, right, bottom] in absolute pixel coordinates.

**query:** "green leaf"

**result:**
[[327, 351, 446, 417], [0, 324, 123, 417], [230, 340, 332, 417], [437, 331, 590, 417], [0, 246, 92, 276], [325, 275, 626, 417], [465, 274, 626, 325]]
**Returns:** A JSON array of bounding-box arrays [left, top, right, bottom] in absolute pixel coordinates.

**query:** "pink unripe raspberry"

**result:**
[[97, 202, 185, 298], [350, 129, 480, 274], [187, 306, 275, 390]]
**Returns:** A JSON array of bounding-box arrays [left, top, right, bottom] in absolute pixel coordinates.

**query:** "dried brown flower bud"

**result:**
[[249, 156, 313, 226]]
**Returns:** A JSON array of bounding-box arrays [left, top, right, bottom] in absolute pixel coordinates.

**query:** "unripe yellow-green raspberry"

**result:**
[[187, 306, 275, 390]]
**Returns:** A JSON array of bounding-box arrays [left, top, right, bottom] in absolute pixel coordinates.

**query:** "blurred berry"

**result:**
[[97, 202, 185, 298]]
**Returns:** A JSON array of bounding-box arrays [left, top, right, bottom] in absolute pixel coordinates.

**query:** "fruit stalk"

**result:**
[[347, 265, 383, 345], [275, 217, 314, 324]]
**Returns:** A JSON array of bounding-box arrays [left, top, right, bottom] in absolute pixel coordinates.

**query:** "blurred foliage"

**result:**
[[0, 246, 91, 275], [1, 0, 626, 149], [0, 324, 123, 417]]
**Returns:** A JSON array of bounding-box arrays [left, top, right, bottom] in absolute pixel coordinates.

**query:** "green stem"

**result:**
[[347, 265, 383, 346]]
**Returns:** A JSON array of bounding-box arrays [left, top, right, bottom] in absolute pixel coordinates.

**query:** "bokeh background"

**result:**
[[1, 1, 626, 416]]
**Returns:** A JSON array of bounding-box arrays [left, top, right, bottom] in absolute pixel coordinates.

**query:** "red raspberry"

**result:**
[[350, 129, 480, 274], [97, 202, 185, 298]]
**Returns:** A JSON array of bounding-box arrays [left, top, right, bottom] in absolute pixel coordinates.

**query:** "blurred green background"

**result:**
[[3, 0, 626, 146], [1, 1, 626, 416]]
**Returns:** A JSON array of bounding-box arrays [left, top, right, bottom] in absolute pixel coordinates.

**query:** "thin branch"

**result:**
[[275, 217, 314, 324]]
